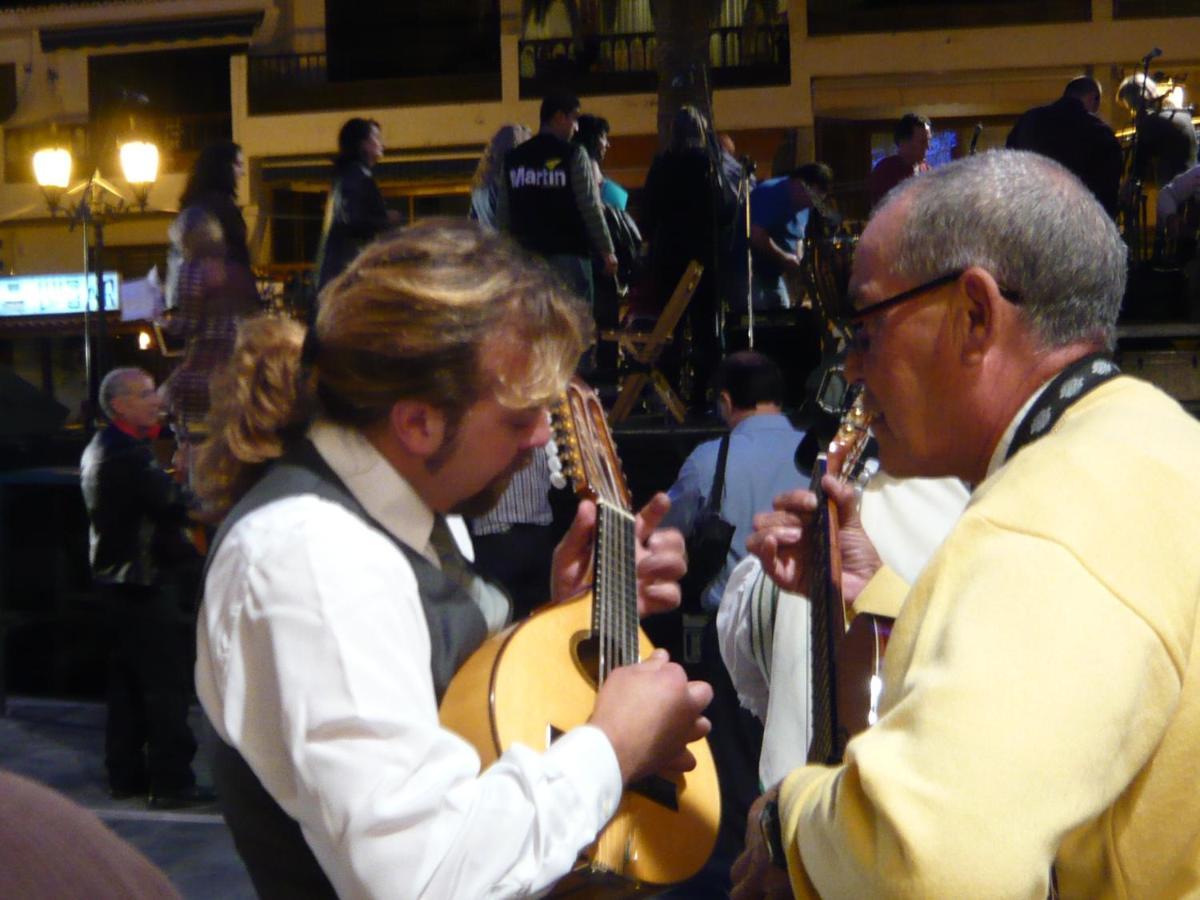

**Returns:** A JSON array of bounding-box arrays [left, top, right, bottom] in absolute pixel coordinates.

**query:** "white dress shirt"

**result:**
[[1157, 162, 1200, 220], [196, 420, 622, 899]]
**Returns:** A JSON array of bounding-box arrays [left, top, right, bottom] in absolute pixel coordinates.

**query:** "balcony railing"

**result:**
[[247, 53, 501, 116], [806, 0, 1194, 35], [1113, 0, 1199, 17], [517, 23, 790, 98]]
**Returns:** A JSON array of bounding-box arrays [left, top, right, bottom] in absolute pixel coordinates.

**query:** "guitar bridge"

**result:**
[[549, 725, 679, 812]]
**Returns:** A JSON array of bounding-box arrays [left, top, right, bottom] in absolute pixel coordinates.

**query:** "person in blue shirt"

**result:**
[[660, 350, 809, 890], [749, 163, 832, 311], [664, 351, 809, 612]]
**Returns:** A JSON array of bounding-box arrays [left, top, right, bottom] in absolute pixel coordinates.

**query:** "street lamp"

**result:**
[[119, 139, 159, 210], [32, 135, 160, 426], [32, 146, 72, 215]]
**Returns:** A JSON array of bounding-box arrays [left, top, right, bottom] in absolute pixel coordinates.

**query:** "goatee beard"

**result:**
[[448, 451, 535, 517]]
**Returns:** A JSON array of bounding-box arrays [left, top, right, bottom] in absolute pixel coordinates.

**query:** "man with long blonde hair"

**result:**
[[194, 219, 710, 898]]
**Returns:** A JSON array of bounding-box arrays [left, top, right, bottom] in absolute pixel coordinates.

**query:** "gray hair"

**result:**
[[471, 124, 532, 192], [99, 367, 150, 420], [878, 150, 1126, 350]]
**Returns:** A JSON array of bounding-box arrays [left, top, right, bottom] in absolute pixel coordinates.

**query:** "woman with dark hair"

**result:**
[[574, 114, 627, 211], [313, 117, 400, 298], [178, 140, 251, 267], [641, 105, 732, 415], [163, 141, 260, 449]]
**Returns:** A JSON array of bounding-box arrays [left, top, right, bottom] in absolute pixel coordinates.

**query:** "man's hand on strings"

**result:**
[[550, 492, 686, 617], [590, 649, 712, 785], [747, 452, 882, 605]]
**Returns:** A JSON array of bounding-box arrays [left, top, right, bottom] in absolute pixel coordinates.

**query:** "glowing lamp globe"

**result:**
[[33, 147, 72, 189], [119, 140, 159, 185]]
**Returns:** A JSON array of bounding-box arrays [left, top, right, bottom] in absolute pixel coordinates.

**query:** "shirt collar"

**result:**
[[984, 378, 1053, 480], [730, 411, 791, 434], [111, 419, 160, 441], [308, 419, 437, 564]]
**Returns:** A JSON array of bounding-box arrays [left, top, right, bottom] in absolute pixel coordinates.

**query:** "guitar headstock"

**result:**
[[830, 385, 874, 485], [549, 378, 632, 512]]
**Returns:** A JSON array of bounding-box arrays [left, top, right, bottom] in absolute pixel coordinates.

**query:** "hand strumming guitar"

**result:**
[[746, 451, 883, 607], [550, 491, 687, 617], [589, 648, 713, 784], [551, 492, 708, 784]]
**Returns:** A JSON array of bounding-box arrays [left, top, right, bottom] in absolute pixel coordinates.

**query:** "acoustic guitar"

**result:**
[[806, 389, 893, 765], [439, 378, 721, 891]]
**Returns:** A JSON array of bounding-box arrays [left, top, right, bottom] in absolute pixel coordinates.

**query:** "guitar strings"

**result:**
[[595, 502, 639, 681]]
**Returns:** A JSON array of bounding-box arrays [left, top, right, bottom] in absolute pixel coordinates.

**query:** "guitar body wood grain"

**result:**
[[440, 591, 721, 889]]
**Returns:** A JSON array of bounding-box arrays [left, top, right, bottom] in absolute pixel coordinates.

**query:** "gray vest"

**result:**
[[203, 440, 489, 899]]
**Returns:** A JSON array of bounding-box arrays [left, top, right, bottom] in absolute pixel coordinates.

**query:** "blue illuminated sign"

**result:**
[[0, 273, 122, 318]]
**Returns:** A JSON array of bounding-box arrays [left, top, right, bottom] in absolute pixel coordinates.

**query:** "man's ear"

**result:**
[[718, 390, 733, 421], [958, 267, 1003, 364], [387, 399, 446, 459]]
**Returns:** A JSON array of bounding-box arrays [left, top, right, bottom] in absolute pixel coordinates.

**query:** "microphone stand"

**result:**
[[738, 156, 756, 348], [1128, 49, 1162, 262], [67, 173, 123, 430]]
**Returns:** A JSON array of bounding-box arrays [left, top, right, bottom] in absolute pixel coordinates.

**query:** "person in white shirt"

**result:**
[[192, 218, 712, 899], [716, 470, 968, 788], [1156, 161, 1200, 227]]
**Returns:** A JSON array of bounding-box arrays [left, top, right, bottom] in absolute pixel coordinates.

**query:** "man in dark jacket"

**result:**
[[1007, 76, 1123, 218], [80, 368, 208, 808], [497, 89, 617, 306]]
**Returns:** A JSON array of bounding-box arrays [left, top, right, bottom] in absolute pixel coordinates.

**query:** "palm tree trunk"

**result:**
[[651, 0, 721, 149]]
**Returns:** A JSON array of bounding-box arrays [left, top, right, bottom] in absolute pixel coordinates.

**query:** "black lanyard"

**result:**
[[1005, 353, 1120, 463]]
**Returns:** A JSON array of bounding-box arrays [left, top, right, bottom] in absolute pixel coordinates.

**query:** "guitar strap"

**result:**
[[1005, 353, 1120, 462], [708, 433, 731, 515]]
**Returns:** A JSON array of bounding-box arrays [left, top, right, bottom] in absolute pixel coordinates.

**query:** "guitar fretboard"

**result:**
[[593, 500, 639, 683]]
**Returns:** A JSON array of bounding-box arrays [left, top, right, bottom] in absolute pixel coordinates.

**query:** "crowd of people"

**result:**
[[12, 74, 1195, 899]]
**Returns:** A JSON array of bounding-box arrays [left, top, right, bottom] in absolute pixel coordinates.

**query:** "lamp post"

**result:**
[[33, 135, 160, 426]]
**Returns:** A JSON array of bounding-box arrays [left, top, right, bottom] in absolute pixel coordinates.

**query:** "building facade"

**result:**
[[0, 0, 1196, 410]]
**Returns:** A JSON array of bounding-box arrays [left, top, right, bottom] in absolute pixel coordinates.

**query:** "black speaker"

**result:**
[[1122, 263, 1189, 322], [0, 369, 69, 436]]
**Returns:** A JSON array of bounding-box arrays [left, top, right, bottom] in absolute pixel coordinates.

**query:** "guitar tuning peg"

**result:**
[[545, 439, 560, 460], [549, 472, 568, 490], [547, 455, 563, 474]]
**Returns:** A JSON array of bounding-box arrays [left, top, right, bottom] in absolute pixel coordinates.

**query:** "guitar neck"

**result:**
[[807, 454, 846, 764], [592, 500, 640, 683], [807, 388, 876, 763]]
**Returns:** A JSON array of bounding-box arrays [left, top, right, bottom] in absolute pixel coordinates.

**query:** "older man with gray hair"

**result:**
[[81, 367, 208, 809], [733, 150, 1200, 898]]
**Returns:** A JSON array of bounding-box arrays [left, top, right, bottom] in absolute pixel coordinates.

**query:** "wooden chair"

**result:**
[[151, 321, 184, 358], [601, 260, 704, 424]]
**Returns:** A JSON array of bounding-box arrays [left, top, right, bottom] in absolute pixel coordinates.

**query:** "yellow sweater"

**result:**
[[781, 377, 1200, 898]]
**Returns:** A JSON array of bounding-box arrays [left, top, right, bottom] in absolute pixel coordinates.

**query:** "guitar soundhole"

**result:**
[[572, 632, 601, 690], [568, 632, 680, 812], [630, 774, 679, 811]]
